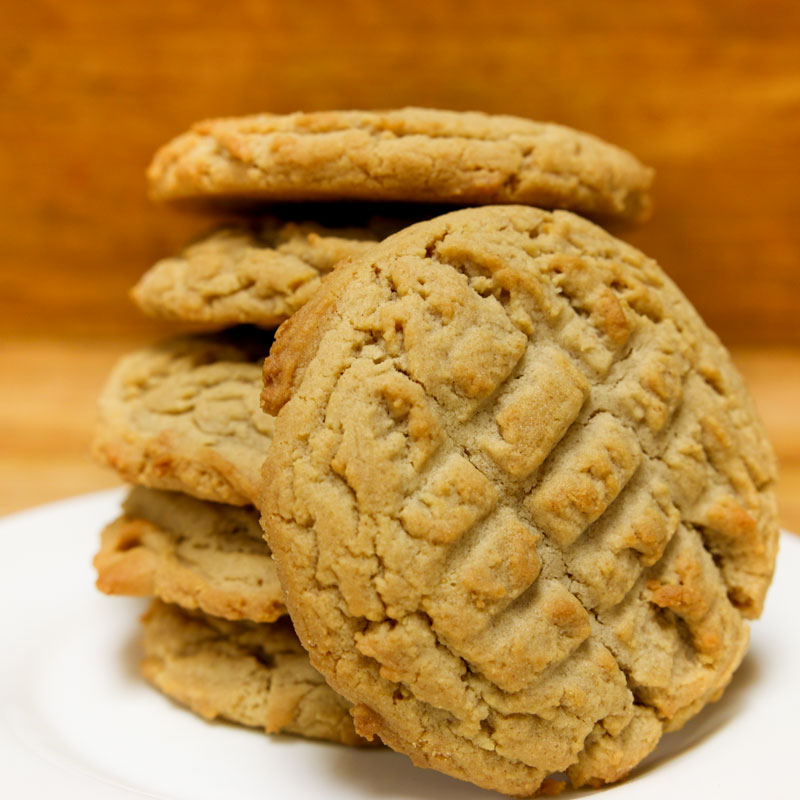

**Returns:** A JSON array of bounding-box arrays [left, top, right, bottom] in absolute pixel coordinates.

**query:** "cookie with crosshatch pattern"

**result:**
[[260, 205, 778, 795], [147, 108, 653, 222]]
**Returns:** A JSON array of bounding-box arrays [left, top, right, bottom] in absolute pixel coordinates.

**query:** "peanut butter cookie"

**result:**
[[92, 329, 272, 506], [140, 600, 370, 746], [95, 487, 284, 622], [132, 219, 387, 329], [260, 206, 778, 795], [148, 109, 653, 222]]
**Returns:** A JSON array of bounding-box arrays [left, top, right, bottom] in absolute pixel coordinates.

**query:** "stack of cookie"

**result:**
[[92, 109, 779, 795]]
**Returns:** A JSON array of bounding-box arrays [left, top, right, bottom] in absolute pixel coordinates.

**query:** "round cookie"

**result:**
[[147, 108, 654, 222], [132, 219, 389, 329], [260, 206, 778, 794], [95, 487, 285, 622], [92, 329, 273, 507], [140, 600, 371, 746]]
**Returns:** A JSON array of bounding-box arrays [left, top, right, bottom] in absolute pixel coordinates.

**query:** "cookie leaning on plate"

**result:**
[[260, 206, 778, 795], [147, 108, 654, 222], [140, 600, 371, 746], [92, 330, 272, 507], [95, 487, 284, 622]]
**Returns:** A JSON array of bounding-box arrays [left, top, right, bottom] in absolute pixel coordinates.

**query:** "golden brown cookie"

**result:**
[[260, 206, 778, 795], [140, 600, 371, 746], [92, 329, 272, 506], [147, 108, 654, 222], [132, 219, 388, 329], [94, 487, 284, 622]]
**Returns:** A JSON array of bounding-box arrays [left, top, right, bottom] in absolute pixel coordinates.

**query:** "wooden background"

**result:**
[[1, 0, 799, 527]]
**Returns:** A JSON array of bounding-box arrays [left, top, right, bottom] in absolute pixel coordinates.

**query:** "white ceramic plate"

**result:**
[[1, 489, 797, 799]]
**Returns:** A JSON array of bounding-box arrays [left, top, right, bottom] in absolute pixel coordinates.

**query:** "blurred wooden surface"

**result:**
[[1, 0, 799, 344], [1, 339, 798, 533]]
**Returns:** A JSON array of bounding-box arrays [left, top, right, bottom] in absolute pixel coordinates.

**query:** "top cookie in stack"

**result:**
[[147, 108, 654, 220], [91, 109, 777, 796]]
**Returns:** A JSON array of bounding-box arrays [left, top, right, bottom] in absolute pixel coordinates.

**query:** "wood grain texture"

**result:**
[[0, 339, 798, 534], [1, 1, 799, 343]]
